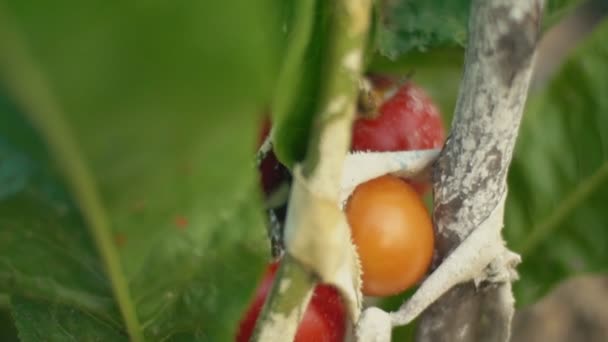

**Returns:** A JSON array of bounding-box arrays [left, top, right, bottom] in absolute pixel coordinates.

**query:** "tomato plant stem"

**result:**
[[417, 0, 544, 341], [252, 0, 372, 340]]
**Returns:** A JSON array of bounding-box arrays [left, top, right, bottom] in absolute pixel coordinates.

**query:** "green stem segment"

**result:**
[[253, 255, 315, 341], [0, 8, 144, 342], [252, 0, 372, 340]]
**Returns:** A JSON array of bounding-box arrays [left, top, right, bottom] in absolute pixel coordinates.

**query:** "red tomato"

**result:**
[[236, 262, 346, 342], [352, 79, 446, 195]]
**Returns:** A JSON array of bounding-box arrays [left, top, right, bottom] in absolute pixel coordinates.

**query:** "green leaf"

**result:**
[[376, 0, 581, 59], [0, 136, 119, 324], [0, 96, 121, 325], [0, 297, 18, 342], [505, 20, 608, 306], [376, 0, 469, 59], [11, 296, 126, 342], [1, 0, 279, 340]]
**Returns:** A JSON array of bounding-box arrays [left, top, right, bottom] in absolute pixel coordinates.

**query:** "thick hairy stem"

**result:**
[[252, 0, 372, 341], [417, 0, 544, 341]]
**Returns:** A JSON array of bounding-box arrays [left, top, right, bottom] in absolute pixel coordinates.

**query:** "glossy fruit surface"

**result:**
[[352, 78, 446, 194], [352, 80, 445, 152], [236, 262, 346, 342], [345, 175, 434, 296]]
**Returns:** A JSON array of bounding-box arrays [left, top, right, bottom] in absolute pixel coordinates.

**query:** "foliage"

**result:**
[[1, 0, 279, 340], [374, 0, 581, 59], [0, 0, 604, 340], [505, 19, 608, 306]]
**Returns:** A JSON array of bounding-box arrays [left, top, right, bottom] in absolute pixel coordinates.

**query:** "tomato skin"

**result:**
[[352, 80, 445, 195], [345, 175, 434, 296], [237, 263, 279, 342], [236, 262, 347, 342], [295, 285, 347, 342], [352, 81, 445, 152], [259, 151, 290, 196]]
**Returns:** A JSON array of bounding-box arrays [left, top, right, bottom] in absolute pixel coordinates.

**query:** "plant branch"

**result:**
[[416, 0, 544, 341], [252, 0, 372, 341]]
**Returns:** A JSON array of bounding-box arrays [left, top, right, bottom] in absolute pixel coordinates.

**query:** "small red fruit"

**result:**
[[237, 262, 347, 342], [352, 80, 445, 152], [352, 79, 446, 194], [259, 151, 289, 196]]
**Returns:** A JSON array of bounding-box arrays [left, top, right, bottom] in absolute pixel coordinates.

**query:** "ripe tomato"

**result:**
[[345, 175, 434, 296], [352, 79, 445, 152], [352, 78, 446, 195], [236, 262, 346, 342]]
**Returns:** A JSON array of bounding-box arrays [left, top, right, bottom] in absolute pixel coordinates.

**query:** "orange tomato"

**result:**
[[345, 175, 434, 296]]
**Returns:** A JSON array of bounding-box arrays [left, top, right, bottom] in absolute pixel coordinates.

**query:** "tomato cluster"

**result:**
[[348, 76, 442, 296], [239, 76, 445, 340]]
